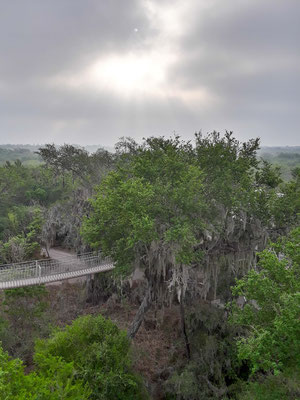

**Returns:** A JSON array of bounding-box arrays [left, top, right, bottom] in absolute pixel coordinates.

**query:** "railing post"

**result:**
[[36, 261, 38, 277]]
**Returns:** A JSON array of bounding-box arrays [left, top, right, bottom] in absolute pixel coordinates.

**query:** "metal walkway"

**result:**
[[0, 252, 114, 290]]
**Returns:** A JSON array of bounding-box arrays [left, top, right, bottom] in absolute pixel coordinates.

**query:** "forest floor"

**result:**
[[46, 280, 186, 397]]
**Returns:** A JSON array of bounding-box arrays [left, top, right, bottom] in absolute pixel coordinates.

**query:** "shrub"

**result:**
[[34, 314, 147, 400], [0, 344, 89, 400]]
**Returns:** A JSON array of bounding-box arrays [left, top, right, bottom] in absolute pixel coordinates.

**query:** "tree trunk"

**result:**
[[127, 286, 152, 339], [180, 291, 191, 359], [86, 274, 96, 304], [45, 246, 50, 258], [203, 377, 227, 398]]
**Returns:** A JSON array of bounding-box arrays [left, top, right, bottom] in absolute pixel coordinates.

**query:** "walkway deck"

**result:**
[[0, 252, 114, 290]]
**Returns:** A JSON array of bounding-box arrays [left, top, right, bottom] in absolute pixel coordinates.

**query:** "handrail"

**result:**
[[0, 251, 98, 269], [0, 252, 114, 287]]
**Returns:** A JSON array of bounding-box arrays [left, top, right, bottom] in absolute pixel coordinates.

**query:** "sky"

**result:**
[[0, 0, 299, 146]]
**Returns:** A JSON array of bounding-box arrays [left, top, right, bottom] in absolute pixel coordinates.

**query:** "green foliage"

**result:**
[[0, 162, 68, 237], [1, 137, 299, 400], [82, 136, 206, 274], [0, 344, 89, 399], [0, 206, 44, 263], [37, 143, 115, 188], [271, 171, 300, 227], [0, 159, 76, 261], [0, 286, 52, 361], [34, 314, 147, 400], [0, 235, 38, 263], [0, 314, 146, 399], [238, 368, 300, 400], [37, 143, 90, 184], [255, 160, 282, 188], [195, 131, 260, 212], [231, 227, 300, 375]]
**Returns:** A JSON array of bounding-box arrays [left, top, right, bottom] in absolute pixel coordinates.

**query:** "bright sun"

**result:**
[[88, 53, 168, 95]]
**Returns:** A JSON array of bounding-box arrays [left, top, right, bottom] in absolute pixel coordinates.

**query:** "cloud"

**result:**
[[166, 0, 300, 143], [0, 0, 299, 145], [0, 0, 151, 81]]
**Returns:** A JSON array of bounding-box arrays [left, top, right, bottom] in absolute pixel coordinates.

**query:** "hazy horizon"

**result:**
[[1, 142, 300, 152]]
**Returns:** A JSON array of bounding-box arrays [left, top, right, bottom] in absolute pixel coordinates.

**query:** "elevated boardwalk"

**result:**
[[0, 252, 114, 290]]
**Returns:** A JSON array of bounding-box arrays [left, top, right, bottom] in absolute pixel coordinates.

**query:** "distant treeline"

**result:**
[[258, 147, 300, 180], [0, 144, 114, 165], [0, 146, 41, 165], [1, 144, 300, 178], [259, 146, 300, 155]]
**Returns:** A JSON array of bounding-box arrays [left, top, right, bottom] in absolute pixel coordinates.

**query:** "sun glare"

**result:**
[[88, 53, 168, 95]]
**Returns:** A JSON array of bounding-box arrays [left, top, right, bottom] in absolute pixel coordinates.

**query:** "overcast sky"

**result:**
[[0, 0, 299, 146]]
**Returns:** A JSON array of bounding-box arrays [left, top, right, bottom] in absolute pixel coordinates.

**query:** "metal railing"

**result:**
[[0, 252, 114, 285]]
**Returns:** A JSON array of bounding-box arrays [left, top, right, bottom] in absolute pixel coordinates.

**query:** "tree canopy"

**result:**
[[231, 227, 300, 375], [82, 133, 283, 338]]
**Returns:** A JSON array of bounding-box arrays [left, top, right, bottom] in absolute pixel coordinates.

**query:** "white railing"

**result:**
[[0, 252, 113, 285]]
